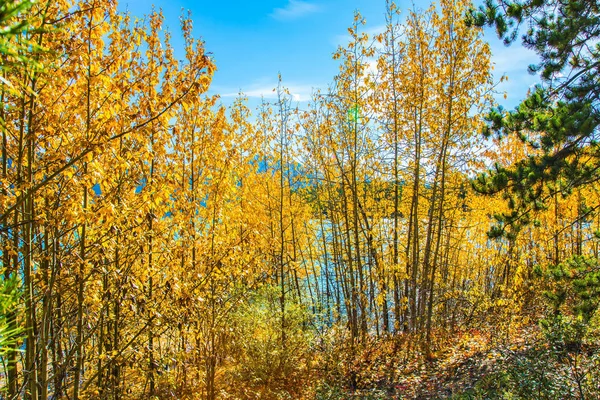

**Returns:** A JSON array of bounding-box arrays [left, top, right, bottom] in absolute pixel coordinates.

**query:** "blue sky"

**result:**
[[119, 0, 540, 109]]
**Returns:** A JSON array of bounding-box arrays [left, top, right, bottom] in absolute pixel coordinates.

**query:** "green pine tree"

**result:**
[[468, 0, 600, 237]]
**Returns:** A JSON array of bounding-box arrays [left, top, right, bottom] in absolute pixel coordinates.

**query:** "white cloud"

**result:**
[[221, 81, 319, 103], [488, 37, 541, 107], [366, 59, 378, 75], [490, 42, 538, 76], [270, 0, 320, 21]]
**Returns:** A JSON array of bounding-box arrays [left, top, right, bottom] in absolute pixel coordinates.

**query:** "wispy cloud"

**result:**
[[220, 81, 320, 103], [270, 0, 320, 21], [488, 38, 540, 107], [490, 43, 538, 76]]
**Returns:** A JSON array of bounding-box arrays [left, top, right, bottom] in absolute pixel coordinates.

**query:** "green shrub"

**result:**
[[226, 285, 315, 398]]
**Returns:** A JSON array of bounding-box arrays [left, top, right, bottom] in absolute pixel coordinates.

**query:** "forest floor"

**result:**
[[395, 341, 503, 398], [330, 326, 542, 399]]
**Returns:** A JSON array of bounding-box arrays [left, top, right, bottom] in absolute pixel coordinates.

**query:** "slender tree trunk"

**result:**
[[1, 78, 19, 400]]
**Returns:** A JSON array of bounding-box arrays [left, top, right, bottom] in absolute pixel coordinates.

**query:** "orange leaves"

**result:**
[[0, 0, 229, 394]]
